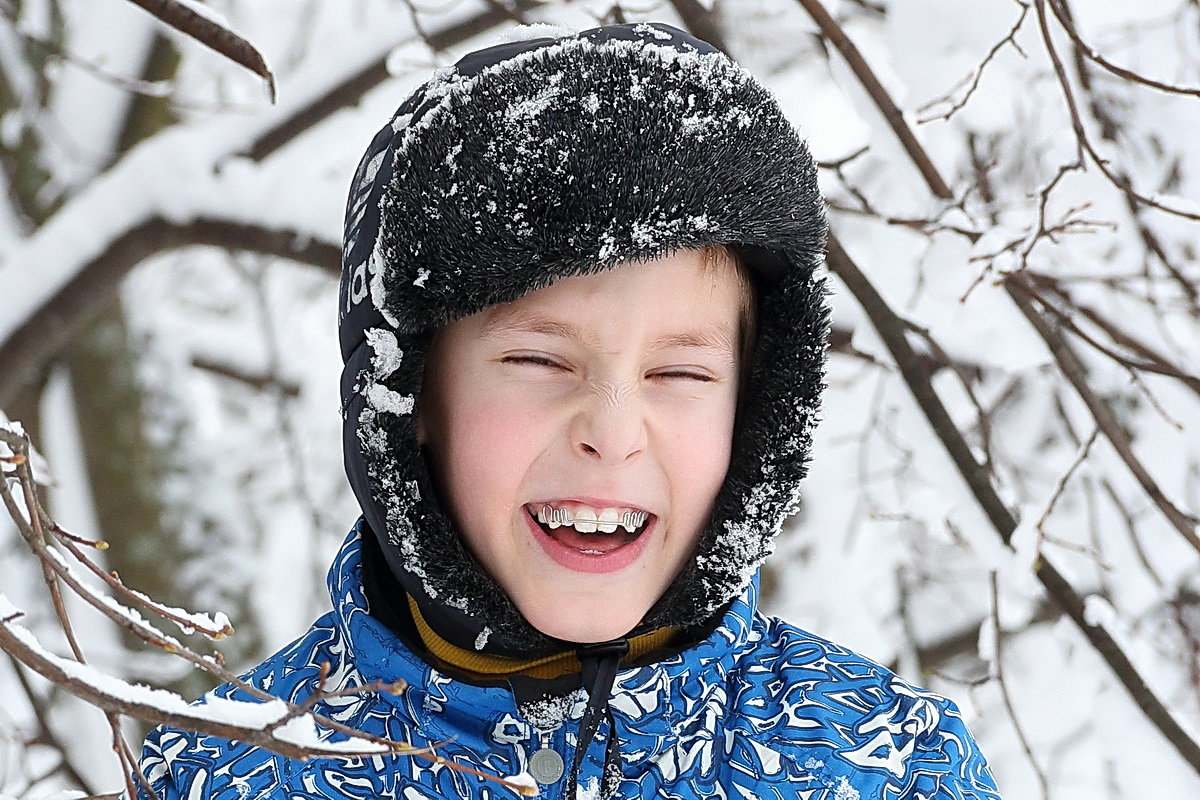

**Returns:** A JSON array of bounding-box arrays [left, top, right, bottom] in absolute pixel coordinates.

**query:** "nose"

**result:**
[[572, 380, 647, 463]]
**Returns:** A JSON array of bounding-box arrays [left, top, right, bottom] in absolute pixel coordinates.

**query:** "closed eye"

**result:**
[[654, 371, 716, 382], [503, 356, 716, 382], [502, 355, 565, 369]]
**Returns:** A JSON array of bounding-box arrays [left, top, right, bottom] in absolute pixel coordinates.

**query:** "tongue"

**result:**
[[544, 521, 630, 554]]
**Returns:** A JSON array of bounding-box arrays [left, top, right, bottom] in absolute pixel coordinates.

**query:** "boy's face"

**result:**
[[417, 249, 743, 643]]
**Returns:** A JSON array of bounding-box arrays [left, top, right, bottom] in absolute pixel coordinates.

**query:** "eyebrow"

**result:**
[[482, 310, 737, 359]]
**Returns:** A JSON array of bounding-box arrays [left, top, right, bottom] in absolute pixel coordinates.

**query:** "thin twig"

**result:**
[[917, 0, 1031, 123], [1006, 272, 1200, 552], [897, 315, 995, 470], [794, 0, 953, 199], [1046, 0, 1200, 97], [3, 651, 95, 793], [122, 0, 276, 101], [988, 571, 1051, 800], [1025, 273, 1200, 398], [1033, 0, 1200, 221], [1034, 426, 1100, 537], [1022, 282, 1199, 402]]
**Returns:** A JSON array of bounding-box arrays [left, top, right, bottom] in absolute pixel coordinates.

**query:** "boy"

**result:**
[[140, 21, 1001, 799]]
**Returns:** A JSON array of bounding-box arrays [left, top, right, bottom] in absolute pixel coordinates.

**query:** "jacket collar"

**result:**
[[326, 520, 761, 739]]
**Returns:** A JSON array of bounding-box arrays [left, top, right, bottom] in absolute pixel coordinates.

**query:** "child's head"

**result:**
[[415, 245, 752, 641], [338, 22, 827, 655]]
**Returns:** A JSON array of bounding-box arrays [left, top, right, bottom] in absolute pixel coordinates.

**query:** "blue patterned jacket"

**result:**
[[138, 524, 1001, 799]]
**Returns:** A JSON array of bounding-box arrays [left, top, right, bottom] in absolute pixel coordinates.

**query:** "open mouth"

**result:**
[[523, 503, 654, 556]]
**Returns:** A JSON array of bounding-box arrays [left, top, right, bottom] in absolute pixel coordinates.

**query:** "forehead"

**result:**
[[492, 255, 737, 345], [480, 306, 736, 358]]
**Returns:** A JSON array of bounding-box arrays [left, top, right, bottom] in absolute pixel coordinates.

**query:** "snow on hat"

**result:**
[[339, 21, 829, 655]]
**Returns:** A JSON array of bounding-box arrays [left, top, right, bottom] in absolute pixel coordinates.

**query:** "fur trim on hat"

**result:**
[[339, 21, 829, 655]]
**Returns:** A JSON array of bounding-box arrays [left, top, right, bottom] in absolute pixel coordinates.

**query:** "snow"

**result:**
[[576, 777, 600, 800], [365, 384, 414, 417], [1083, 594, 1119, 629], [496, 23, 577, 44], [833, 776, 861, 800], [503, 771, 537, 792], [365, 328, 404, 379], [0, 414, 53, 486], [518, 688, 586, 733], [171, 0, 236, 31], [3, 2, 1200, 795]]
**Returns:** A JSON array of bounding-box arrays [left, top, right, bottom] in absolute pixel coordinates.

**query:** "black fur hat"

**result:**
[[339, 21, 829, 656]]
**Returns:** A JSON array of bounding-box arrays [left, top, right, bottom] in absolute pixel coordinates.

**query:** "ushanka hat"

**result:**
[[338, 21, 829, 657]]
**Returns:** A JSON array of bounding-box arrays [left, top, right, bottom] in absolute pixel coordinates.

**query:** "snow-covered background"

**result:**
[[2, 0, 1198, 796]]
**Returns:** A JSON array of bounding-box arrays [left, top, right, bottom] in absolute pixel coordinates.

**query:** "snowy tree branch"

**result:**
[[0, 216, 338, 408], [1006, 273, 1200, 552], [0, 425, 538, 794], [827, 234, 1200, 773], [122, 0, 276, 100], [795, 0, 954, 200]]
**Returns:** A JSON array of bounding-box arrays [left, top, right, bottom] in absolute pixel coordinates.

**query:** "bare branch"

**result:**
[[1033, 0, 1200, 221], [190, 355, 303, 396], [1025, 272, 1200, 396], [122, 0, 276, 101], [1006, 271, 1200, 553], [917, 0, 1031, 124], [1046, 0, 1200, 98], [987, 571, 1051, 800], [794, 0, 953, 199], [668, 0, 730, 55], [827, 233, 1200, 773]]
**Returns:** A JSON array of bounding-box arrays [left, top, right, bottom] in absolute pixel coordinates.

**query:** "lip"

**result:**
[[523, 504, 655, 574]]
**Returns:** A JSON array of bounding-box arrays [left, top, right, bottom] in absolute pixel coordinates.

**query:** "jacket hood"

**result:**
[[338, 21, 829, 657]]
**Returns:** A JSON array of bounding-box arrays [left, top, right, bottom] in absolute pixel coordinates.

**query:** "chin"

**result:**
[[521, 598, 646, 644]]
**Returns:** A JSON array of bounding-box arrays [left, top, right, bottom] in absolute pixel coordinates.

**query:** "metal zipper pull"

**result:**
[[528, 730, 565, 785]]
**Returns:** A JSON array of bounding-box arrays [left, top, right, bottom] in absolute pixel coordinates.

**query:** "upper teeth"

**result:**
[[537, 505, 649, 534]]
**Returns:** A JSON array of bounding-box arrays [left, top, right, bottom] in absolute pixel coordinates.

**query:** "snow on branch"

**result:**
[[122, 0, 276, 100], [0, 0, 545, 410], [0, 425, 540, 796], [827, 233, 1200, 773]]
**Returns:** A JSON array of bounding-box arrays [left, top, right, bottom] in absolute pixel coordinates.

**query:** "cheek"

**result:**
[[441, 392, 544, 493], [659, 398, 737, 501]]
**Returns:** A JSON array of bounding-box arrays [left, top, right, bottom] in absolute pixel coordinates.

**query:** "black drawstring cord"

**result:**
[[568, 639, 629, 797]]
